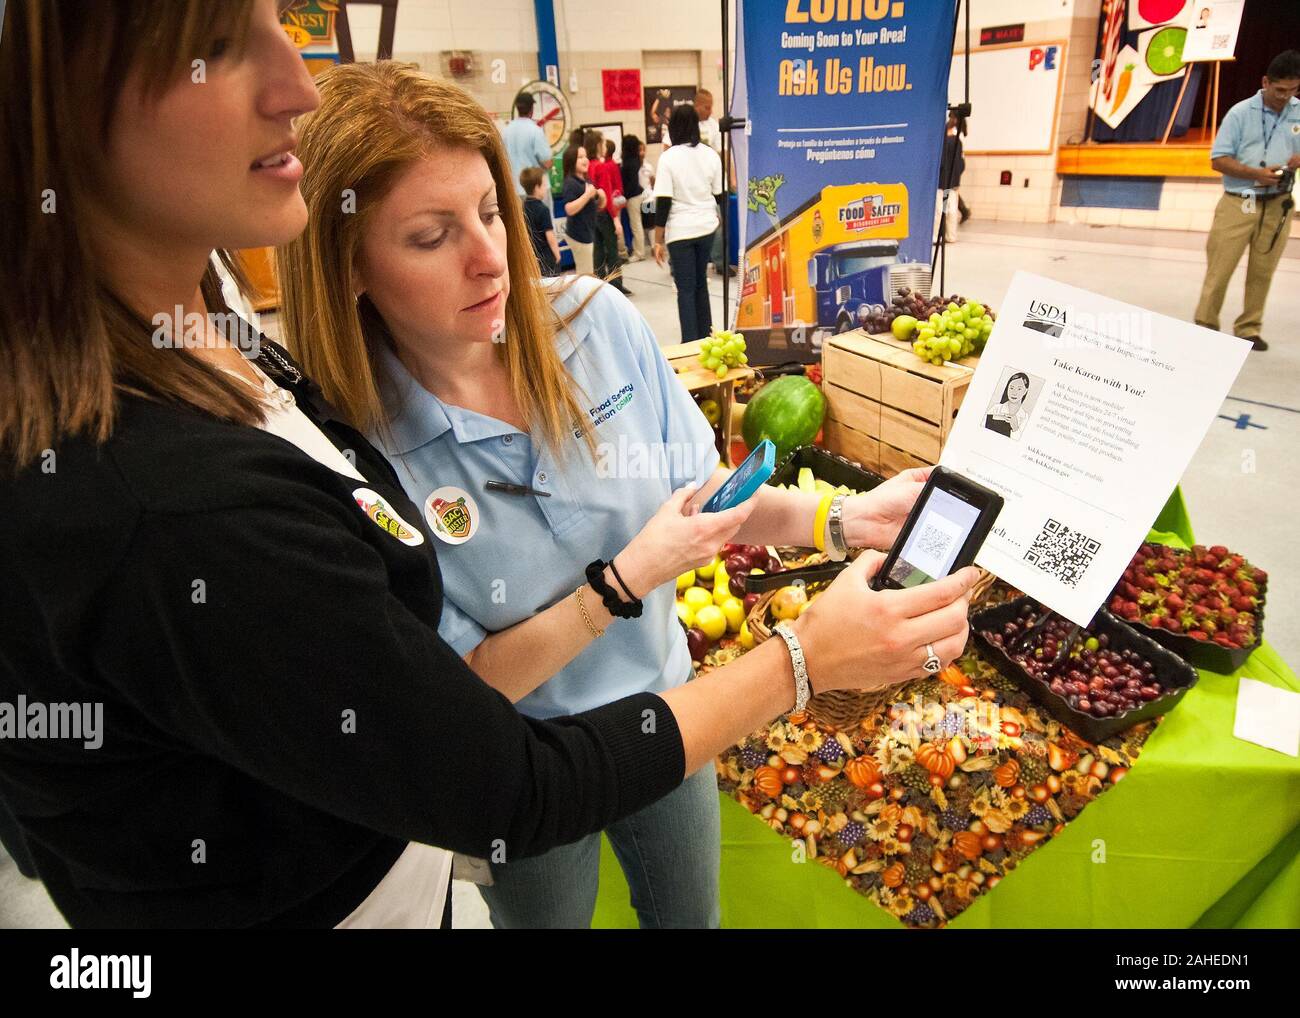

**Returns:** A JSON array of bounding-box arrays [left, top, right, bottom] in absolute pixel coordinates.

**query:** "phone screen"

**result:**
[[702, 440, 773, 513], [886, 486, 982, 587]]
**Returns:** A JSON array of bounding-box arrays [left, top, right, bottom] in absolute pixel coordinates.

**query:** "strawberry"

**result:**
[[1188, 630, 1208, 642], [1238, 580, 1258, 597], [1231, 596, 1254, 613], [1165, 593, 1185, 611], [1209, 545, 1229, 560], [1162, 616, 1182, 632], [1187, 583, 1208, 599]]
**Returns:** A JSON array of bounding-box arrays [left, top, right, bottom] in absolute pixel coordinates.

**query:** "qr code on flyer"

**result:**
[[1024, 518, 1100, 588]]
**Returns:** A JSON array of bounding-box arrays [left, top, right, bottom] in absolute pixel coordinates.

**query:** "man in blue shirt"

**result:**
[[1193, 51, 1300, 351], [501, 93, 554, 196]]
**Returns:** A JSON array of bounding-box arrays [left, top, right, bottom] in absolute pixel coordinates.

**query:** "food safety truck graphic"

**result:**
[[736, 182, 910, 356]]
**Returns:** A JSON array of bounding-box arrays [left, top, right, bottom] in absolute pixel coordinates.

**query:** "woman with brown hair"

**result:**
[[275, 62, 979, 928], [0, 0, 978, 928]]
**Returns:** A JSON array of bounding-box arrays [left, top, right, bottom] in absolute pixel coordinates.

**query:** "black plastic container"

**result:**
[[971, 597, 1199, 742], [768, 445, 885, 495], [1115, 593, 1266, 674]]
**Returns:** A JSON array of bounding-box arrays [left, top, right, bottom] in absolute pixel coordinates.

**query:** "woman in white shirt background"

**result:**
[[653, 104, 724, 342]]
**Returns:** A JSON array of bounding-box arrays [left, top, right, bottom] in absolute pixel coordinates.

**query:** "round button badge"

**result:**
[[424, 486, 480, 545]]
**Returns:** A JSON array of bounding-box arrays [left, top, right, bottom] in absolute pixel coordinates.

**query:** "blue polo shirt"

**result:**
[[371, 277, 721, 719], [502, 117, 553, 195], [1211, 91, 1300, 195]]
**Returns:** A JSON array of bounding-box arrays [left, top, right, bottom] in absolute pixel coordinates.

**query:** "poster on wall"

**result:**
[[730, 0, 958, 364], [644, 86, 697, 145], [1127, 0, 1192, 32], [580, 122, 624, 164], [603, 70, 643, 112], [279, 0, 340, 61], [1181, 0, 1245, 62], [1091, 44, 1153, 128], [1135, 23, 1189, 87]]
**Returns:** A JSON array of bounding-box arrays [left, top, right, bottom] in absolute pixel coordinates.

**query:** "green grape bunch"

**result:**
[[906, 301, 995, 366], [698, 329, 749, 379]]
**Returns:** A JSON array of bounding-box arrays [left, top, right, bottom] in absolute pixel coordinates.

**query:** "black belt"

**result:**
[[1227, 190, 1285, 201]]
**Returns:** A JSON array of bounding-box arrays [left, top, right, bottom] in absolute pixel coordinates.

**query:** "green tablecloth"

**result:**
[[593, 489, 1300, 928]]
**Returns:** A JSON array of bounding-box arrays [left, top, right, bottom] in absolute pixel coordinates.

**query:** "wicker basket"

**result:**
[[745, 567, 999, 730]]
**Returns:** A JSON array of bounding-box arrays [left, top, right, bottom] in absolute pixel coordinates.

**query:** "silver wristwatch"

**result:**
[[825, 494, 848, 562], [773, 621, 811, 714]]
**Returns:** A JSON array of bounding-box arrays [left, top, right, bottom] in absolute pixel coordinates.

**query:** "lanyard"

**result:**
[[1259, 108, 1282, 158]]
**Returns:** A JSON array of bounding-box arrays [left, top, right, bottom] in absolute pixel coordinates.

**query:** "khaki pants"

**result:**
[[625, 200, 647, 258], [567, 237, 593, 276], [1194, 191, 1292, 338]]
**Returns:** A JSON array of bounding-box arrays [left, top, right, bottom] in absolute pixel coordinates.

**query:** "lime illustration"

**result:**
[[1145, 26, 1187, 76]]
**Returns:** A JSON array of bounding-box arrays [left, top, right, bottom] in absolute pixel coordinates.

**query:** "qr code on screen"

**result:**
[[1024, 518, 1100, 588], [915, 523, 954, 563]]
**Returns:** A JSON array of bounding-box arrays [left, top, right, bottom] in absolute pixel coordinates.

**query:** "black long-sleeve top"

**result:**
[[0, 341, 685, 928]]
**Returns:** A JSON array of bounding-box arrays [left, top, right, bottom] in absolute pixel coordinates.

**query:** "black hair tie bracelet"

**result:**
[[585, 559, 644, 619]]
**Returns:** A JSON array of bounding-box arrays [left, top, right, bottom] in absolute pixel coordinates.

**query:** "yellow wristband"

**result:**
[[812, 494, 834, 552]]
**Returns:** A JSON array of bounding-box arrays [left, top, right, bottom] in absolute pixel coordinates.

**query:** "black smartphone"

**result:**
[[869, 466, 1004, 591]]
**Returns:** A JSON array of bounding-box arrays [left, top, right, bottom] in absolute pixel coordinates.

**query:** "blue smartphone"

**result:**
[[702, 440, 776, 513]]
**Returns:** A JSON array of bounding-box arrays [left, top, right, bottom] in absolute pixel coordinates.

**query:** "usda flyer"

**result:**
[[939, 272, 1250, 627]]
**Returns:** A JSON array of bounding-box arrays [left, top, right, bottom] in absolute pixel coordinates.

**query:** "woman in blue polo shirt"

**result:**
[[280, 65, 972, 928]]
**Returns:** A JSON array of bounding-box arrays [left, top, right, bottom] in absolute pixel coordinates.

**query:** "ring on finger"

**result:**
[[922, 643, 942, 675]]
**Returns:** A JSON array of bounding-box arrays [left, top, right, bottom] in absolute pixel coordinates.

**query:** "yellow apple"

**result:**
[[676, 570, 695, 592], [683, 586, 713, 613], [675, 601, 695, 629], [695, 604, 727, 641], [737, 620, 755, 650], [720, 596, 745, 632]]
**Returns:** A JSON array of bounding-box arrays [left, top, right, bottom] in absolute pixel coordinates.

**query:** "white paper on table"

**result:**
[[1233, 678, 1300, 757], [939, 271, 1249, 627]]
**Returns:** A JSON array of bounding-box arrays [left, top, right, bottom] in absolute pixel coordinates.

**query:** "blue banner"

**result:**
[[732, 0, 957, 363]]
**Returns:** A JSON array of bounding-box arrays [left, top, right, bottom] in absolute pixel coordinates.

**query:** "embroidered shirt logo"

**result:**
[[352, 487, 425, 546], [587, 383, 635, 428]]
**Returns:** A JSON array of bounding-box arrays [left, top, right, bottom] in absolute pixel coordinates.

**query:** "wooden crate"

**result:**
[[662, 339, 755, 467], [820, 329, 977, 477]]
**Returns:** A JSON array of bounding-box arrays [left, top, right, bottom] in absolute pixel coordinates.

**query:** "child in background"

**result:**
[[520, 167, 560, 277]]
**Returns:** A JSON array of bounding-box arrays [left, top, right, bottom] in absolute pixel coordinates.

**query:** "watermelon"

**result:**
[[741, 375, 826, 464]]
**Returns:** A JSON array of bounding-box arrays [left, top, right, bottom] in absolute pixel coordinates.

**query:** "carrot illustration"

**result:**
[[1112, 62, 1135, 113]]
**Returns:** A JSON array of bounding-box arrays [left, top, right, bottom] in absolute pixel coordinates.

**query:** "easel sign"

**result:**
[[1159, 1, 1245, 144], [1181, 0, 1245, 63]]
